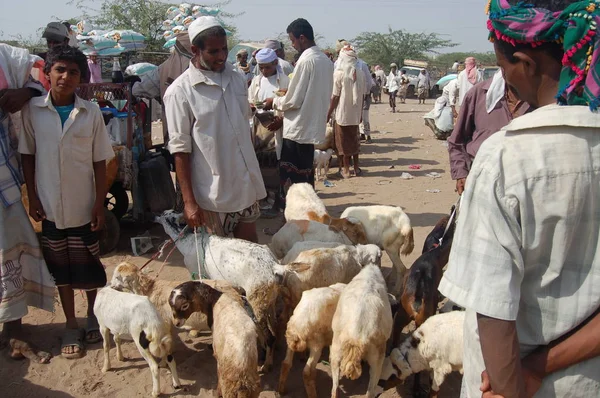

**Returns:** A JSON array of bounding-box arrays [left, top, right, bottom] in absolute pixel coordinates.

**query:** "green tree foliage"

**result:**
[[427, 51, 497, 72], [352, 28, 457, 68], [71, 0, 238, 52]]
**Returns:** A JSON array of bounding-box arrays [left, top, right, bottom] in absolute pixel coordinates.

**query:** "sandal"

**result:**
[[61, 328, 85, 359], [85, 316, 102, 344]]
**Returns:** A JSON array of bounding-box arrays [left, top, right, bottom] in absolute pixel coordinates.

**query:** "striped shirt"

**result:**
[[439, 104, 600, 397]]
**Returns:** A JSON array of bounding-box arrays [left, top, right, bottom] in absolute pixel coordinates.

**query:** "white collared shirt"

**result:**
[[164, 62, 266, 213], [273, 46, 333, 144], [439, 104, 600, 397], [387, 71, 399, 92], [19, 93, 115, 229], [248, 71, 290, 103]]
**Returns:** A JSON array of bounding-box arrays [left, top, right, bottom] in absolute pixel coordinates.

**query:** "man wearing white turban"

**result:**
[[263, 39, 294, 76], [163, 16, 266, 242], [248, 48, 290, 160]]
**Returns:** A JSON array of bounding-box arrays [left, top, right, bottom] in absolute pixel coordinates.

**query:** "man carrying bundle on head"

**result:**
[[439, 1, 600, 397]]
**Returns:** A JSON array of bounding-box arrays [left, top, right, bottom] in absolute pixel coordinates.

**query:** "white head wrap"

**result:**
[[188, 16, 222, 44], [338, 45, 362, 106], [256, 48, 278, 64], [486, 69, 506, 114]]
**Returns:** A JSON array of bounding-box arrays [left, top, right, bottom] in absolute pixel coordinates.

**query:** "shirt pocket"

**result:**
[[71, 136, 94, 164]]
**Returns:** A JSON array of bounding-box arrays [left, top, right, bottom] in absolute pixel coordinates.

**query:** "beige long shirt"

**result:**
[[439, 104, 600, 397], [164, 62, 266, 213]]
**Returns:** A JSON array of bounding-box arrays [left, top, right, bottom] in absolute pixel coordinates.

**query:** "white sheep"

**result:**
[[284, 183, 328, 222], [390, 311, 465, 398], [283, 183, 368, 246], [94, 286, 181, 397], [341, 205, 415, 293], [278, 283, 346, 398], [282, 244, 382, 309], [314, 148, 334, 180], [281, 241, 343, 264], [330, 264, 393, 398], [169, 281, 260, 398], [315, 123, 334, 151], [157, 210, 283, 370], [110, 261, 242, 336], [270, 219, 367, 260]]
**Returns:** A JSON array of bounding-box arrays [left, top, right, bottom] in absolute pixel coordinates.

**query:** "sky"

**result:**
[[0, 0, 493, 54]]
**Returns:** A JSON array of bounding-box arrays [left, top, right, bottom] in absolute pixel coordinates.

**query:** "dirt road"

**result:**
[[0, 100, 462, 398]]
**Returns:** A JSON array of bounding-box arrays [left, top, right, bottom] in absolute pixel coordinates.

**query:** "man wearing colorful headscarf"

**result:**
[[437, 0, 600, 397], [456, 56, 483, 106]]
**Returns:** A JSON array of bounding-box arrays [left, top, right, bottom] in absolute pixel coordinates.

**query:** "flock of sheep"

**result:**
[[92, 183, 466, 397]]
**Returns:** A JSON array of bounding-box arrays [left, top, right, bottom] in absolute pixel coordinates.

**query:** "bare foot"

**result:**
[[9, 339, 52, 364]]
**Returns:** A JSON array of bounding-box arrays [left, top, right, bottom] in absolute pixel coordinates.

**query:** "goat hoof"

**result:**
[[101, 367, 110, 373], [151, 390, 159, 397], [173, 385, 181, 390], [188, 330, 200, 338]]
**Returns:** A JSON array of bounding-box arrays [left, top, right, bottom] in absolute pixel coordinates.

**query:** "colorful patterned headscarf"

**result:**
[[487, 0, 600, 109]]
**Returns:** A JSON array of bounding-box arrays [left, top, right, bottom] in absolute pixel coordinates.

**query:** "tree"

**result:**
[[71, 0, 238, 52], [352, 28, 457, 68], [427, 51, 497, 72]]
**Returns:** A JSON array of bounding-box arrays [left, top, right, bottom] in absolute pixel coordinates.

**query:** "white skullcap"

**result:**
[[188, 16, 222, 43], [256, 48, 278, 64]]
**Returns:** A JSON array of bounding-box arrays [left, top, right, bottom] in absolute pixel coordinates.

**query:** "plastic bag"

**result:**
[[163, 37, 177, 49], [125, 62, 158, 77], [77, 20, 97, 35], [183, 16, 195, 27], [105, 30, 146, 43], [163, 30, 175, 41], [83, 36, 117, 50], [166, 6, 180, 19], [172, 25, 186, 34]]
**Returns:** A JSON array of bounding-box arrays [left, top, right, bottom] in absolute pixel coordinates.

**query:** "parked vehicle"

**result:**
[[401, 59, 440, 98]]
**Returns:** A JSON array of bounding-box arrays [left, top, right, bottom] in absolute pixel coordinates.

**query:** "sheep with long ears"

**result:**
[[156, 210, 285, 371]]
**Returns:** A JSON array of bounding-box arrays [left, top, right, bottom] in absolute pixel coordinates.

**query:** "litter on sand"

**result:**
[[323, 180, 336, 187], [400, 172, 414, 179], [425, 172, 441, 179], [409, 164, 422, 170], [388, 165, 395, 169], [426, 189, 441, 193], [377, 179, 393, 185]]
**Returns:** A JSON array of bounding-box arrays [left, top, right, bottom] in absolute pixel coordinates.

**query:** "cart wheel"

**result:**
[[99, 208, 120, 255], [105, 182, 129, 220]]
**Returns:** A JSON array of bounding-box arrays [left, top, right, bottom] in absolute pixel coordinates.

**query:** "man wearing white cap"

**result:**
[[163, 16, 266, 242], [263, 18, 333, 210], [249, 48, 290, 216], [249, 48, 290, 158], [264, 39, 294, 76]]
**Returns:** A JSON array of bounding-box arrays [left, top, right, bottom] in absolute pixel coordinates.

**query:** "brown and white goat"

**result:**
[[169, 281, 261, 398], [392, 212, 456, 348]]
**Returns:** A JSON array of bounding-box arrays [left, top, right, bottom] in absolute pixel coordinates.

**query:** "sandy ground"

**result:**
[[0, 99, 462, 398]]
